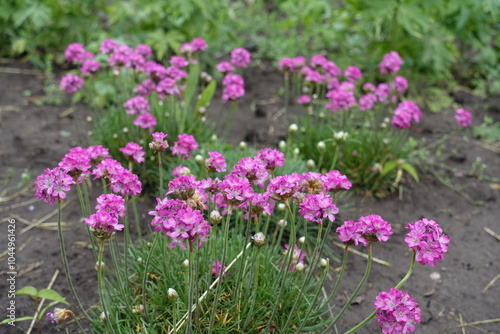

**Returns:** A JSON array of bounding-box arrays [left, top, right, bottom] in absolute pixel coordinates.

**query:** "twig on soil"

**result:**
[[459, 313, 467, 334], [58, 107, 75, 118], [0, 66, 43, 75], [332, 241, 391, 267], [26, 269, 59, 334], [9, 213, 72, 233], [456, 318, 500, 330], [0, 197, 38, 213], [483, 227, 500, 241], [0, 184, 33, 204], [482, 273, 500, 293], [0, 261, 43, 277], [17, 199, 73, 234], [0, 235, 33, 260]]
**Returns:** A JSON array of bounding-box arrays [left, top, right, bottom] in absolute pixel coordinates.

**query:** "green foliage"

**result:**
[[473, 116, 500, 142]]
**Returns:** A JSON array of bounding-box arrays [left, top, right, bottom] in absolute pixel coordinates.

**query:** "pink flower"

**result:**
[[211, 260, 227, 280], [344, 66, 362, 82], [133, 112, 157, 131], [149, 132, 169, 152], [303, 67, 324, 83], [256, 148, 285, 172], [171, 134, 199, 159], [359, 93, 377, 111], [191, 37, 208, 52], [322, 170, 352, 192], [230, 47, 251, 68], [179, 43, 193, 54], [135, 79, 156, 97], [363, 82, 377, 92], [310, 55, 328, 68], [92, 159, 142, 196], [337, 214, 392, 246], [301, 172, 324, 194], [218, 175, 253, 206], [374, 288, 421, 334], [379, 51, 404, 75], [134, 44, 153, 59], [58, 147, 91, 182], [84, 210, 124, 238], [86, 145, 111, 164], [99, 40, 118, 54], [205, 152, 227, 173], [60, 74, 84, 94], [391, 100, 422, 129], [64, 43, 87, 63], [405, 218, 449, 267], [222, 84, 245, 103], [172, 165, 192, 177], [231, 157, 269, 188], [299, 193, 338, 224], [392, 76, 408, 94], [156, 77, 180, 97], [34, 167, 75, 205], [167, 176, 200, 200], [240, 192, 275, 218], [266, 174, 301, 202], [80, 59, 101, 76], [95, 193, 126, 218], [325, 89, 356, 112], [454, 108, 472, 127], [278, 57, 296, 72], [124, 96, 150, 115], [376, 83, 391, 103], [165, 66, 188, 81], [217, 61, 235, 73], [222, 73, 244, 87], [323, 61, 342, 78], [170, 56, 189, 68], [119, 142, 145, 164]]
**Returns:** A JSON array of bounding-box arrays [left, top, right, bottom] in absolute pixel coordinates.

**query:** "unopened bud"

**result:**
[[209, 210, 222, 225], [182, 259, 189, 268], [295, 262, 305, 271], [199, 106, 207, 115], [239, 141, 247, 150], [167, 288, 179, 300], [137, 257, 143, 264], [277, 203, 286, 212], [252, 232, 266, 247], [298, 236, 305, 244], [306, 159, 315, 169], [99, 312, 108, 322], [293, 148, 300, 156], [317, 141, 326, 152], [289, 123, 298, 134], [277, 219, 287, 228], [95, 261, 105, 271], [210, 134, 218, 142], [132, 304, 144, 313], [319, 258, 328, 268], [195, 155, 204, 164], [279, 140, 286, 151]]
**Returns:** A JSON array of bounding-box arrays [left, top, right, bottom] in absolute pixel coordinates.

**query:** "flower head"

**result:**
[[344, 66, 362, 82], [282, 244, 306, 271], [230, 47, 251, 68], [171, 134, 199, 160], [46, 308, 74, 324], [35, 167, 75, 205], [205, 151, 227, 173], [322, 170, 352, 192], [266, 174, 302, 202], [380, 51, 404, 75], [133, 112, 157, 131], [119, 142, 145, 164], [256, 148, 285, 172], [149, 132, 169, 152], [216, 61, 234, 73], [124, 96, 150, 115], [222, 84, 245, 103], [337, 214, 392, 246], [299, 193, 339, 224], [80, 59, 101, 76], [374, 288, 421, 334], [454, 108, 472, 127], [58, 147, 92, 182], [405, 218, 449, 267], [60, 74, 84, 94], [64, 43, 88, 63]]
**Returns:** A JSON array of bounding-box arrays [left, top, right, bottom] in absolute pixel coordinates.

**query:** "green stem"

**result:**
[[57, 201, 93, 323], [97, 239, 115, 334], [186, 244, 196, 334], [142, 233, 160, 322]]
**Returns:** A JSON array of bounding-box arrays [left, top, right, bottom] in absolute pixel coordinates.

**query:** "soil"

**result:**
[[0, 60, 499, 334]]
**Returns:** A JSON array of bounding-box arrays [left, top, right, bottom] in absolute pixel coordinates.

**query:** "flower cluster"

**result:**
[[454, 108, 472, 127], [124, 96, 150, 115], [205, 151, 227, 173], [149, 198, 212, 249], [84, 194, 126, 238], [34, 167, 75, 205], [60, 73, 84, 94], [374, 288, 421, 334], [171, 134, 199, 160], [298, 193, 338, 224], [58, 147, 92, 182], [219, 47, 250, 103], [92, 159, 142, 196], [337, 214, 393, 246], [149, 132, 169, 153], [119, 142, 146, 164], [404, 218, 449, 267], [46, 308, 74, 324], [391, 100, 422, 129], [180, 37, 208, 55], [379, 51, 404, 75]]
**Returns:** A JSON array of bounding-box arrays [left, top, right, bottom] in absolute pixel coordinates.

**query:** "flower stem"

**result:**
[[97, 239, 115, 334], [57, 201, 93, 323], [186, 244, 196, 334], [142, 232, 160, 323]]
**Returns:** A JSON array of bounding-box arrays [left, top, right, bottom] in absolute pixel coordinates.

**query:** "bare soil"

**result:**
[[0, 60, 499, 333]]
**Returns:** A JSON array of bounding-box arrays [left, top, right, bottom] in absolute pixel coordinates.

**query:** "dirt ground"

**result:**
[[0, 60, 499, 334]]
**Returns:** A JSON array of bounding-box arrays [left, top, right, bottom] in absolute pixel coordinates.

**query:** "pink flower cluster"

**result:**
[[84, 194, 126, 238], [454, 108, 472, 127], [211, 260, 227, 280], [119, 142, 145, 164], [404, 218, 449, 267], [60, 73, 84, 94], [179, 37, 208, 55], [391, 100, 422, 129], [34, 167, 75, 205], [379, 51, 404, 75], [230, 47, 251, 68], [374, 288, 421, 334], [171, 134, 199, 160], [218, 47, 251, 103], [337, 214, 393, 246], [205, 151, 227, 173], [148, 198, 212, 249], [298, 193, 339, 224], [124, 96, 150, 115], [92, 159, 142, 196], [149, 132, 169, 152]]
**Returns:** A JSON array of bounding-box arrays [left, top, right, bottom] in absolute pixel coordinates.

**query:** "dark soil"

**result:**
[[0, 60, 499, 334]]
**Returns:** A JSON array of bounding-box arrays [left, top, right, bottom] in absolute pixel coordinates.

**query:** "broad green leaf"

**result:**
[[195, 81, 216, 112], [380, 160, 397, 177], [401, 163, 419, 182], [183, 63, 200, 110], [37, 289, 69, 304], [1, 316, 34, 324], [15, 286, 37, 296]]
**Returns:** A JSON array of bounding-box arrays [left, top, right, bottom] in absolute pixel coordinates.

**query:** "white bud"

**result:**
[[430, 272, 441, 281], [99, 312, 108, 322], [95, 261, 105, 271], [293, 148, 300, 156], [199, 106, 207, 115], [195, 154, 204, 164], [201, 116, 206, 123], [182, 259, 189, 268], [209, 210, 222, 225], [317, 141, 326, 152], [289, 123, 298, 134], [279, 140, 286, 151], [137, 257, 143, 264], [277, 203, 286, 212], [306, 159, 315, 169], [298, 236, 305, 244], [112, 133, 118, 139], [86, 116, 92, 122], [239, 141, 247, 150], [295, 262, 305, 271], [122, 127, 128, 133], [277, 219, 287, 227], [319, 258, 328, 268], [252, 232, 266, 247], [167, 288, 179, 300], [210, 134, 218, 142]]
